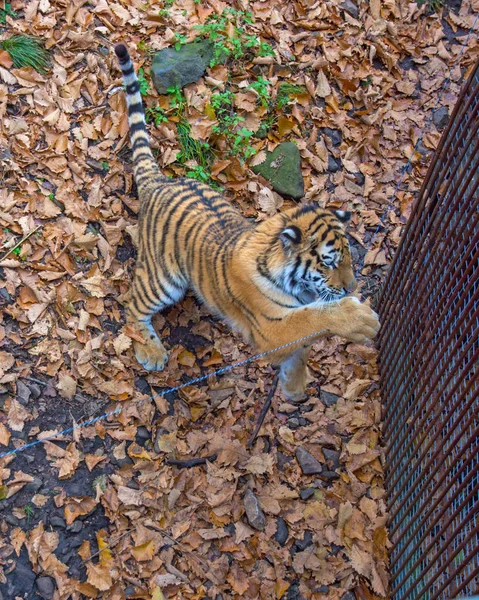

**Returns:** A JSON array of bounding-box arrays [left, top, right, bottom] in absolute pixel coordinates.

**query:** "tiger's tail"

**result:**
[[114, 43, 160, 183]]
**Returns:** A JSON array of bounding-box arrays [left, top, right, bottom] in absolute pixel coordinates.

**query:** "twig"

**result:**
[[247, 372, 279, 447], [166, 454, 217, 468], [0, 225, 41, 262]]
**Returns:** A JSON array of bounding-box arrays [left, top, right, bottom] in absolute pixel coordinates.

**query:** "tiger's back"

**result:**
[[114, 43, 380, 400]]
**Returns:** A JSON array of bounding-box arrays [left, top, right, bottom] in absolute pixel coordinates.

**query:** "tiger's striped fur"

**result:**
[[114, 44, 380, 400]]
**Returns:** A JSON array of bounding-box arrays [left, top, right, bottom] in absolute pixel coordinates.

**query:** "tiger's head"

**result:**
[[257, 205, 357, 305]]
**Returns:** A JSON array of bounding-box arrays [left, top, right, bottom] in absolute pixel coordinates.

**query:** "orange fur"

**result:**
[[114, 44, 380, 400]]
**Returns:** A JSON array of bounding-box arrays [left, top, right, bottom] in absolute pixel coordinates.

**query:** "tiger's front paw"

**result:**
[[134, 338, 168, 371], [336, 297, 380, 343]]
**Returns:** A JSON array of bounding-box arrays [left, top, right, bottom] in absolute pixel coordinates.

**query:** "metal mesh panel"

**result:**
[[378, 61, 479, 600]]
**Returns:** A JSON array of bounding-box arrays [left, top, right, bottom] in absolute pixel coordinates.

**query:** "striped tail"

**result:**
[[114, 43, 159, 183]]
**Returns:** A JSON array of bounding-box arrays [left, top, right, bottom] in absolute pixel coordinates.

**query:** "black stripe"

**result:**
[[122, 65, 134, 76], [126, 82, 140, 94]]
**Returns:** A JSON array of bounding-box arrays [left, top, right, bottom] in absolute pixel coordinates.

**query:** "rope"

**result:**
[[1, 15, 477, 461]]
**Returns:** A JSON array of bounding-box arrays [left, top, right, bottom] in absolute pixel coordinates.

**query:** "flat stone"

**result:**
[[275, 517, 289, 546], [136, 426, 150, 440], [322, 448, 341, 471], [318, 470, 340, 482], [342, 592, 356, 600], [300, 488, 315, 500], [294, 530, 313, 551], [328, 155, 342, 173], [50, 515, 66, 529], [288, 417, 300, 429], [433, 106, 449, 130], [252, 142, 304, 199], [243, 489, 266, 531], [26, 476, 43, 494], [151, 40, 214, 94], [36, 576, 55, 600], [321, 127, 342, 146], [16, 380, 31, 404], [296, 447, 322, 475], [316, 585, 330, 594], [320, 390, 340, 408], [340, 0, 359, 18], [67, 520, 82, 533], [3, 562, 36, 598]]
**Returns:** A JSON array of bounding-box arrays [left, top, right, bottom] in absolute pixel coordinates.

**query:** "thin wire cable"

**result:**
[[0, 329, 326, 460]]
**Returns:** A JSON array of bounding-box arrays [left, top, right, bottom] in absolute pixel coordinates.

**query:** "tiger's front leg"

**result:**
[[279, 346, 311, 402]]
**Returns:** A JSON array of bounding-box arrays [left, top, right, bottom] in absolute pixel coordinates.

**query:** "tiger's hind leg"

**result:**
[[127, 267, 186, 371], [279, 346, 311, 402]]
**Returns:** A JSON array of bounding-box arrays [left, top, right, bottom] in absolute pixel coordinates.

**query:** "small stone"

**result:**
[[433, 106, 449, 130], [125, 586, 136, 598], [327, 155, 342, 173], [320, 390, 340, 407], [286, 582, 301, 600], [50, 515, 66, 529], [340, 0, 359, 18], [274, 517, 289, 546], [26, 476, 43, 494], [322, 448, 341, 471], [67, 520, 82, 533], [36, 576, 55, 600], [287, 417, 300, 429], [16, 380, 31, 404], [316, 585, 330, 594], [296, 447, 323, 475], [5, 514, 19, 526], [127, 479, 140, 490], [25, 454, 35, 465], [342, 592, 356, 600], [319, 470, 340, 482], [300, 488, 315, 500], [150, 40, 214, 94], [252, 142, 304, 199], [321, 127, 342, 146], [243, 489, 266, 531], [136, 426, 150, 440], [277, 451, 293, 471], [0, 288, 12, 303], [295, 530, 313, 551], [330, 543, 342, 556]]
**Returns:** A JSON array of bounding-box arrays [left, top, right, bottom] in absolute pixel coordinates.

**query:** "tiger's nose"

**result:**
[[343, 279, 357, 294]]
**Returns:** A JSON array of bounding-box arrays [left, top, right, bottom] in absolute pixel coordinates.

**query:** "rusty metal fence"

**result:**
[[378, 60, 479, 600]]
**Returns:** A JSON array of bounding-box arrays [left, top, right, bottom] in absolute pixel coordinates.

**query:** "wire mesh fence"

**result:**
[[378, 60, 479, 600]]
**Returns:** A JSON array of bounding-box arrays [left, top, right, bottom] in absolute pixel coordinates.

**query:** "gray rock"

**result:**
[[16, 380, 31, 404], [5, 514, 19, 526], [319, 470, 340, 482], [300, 488, 315, 500], [36, 576, 55, 600], [252, 142, 304, 199], [295, 530, 313, 551], [288, 417, 300, 429], [322, 448, 341, 471], [67, 520, 82, 533], [0, 288, 11, 303], [296, 447, 323, 475], [341, 0, 359, 19], [433, 106, 449, 130], [342, 592, 356, 600], [328, 155, 342, 173], [150, 40, 214, 94], [274, 517, 289, 546], [50, 515, 66, 529], [321, 127, 342, 146], [320, 390, 340, 407], [26, 476, 43, 494], [316, 585, 330, 594], [136, 426, 150, 440], [125, 586, 136, 597], [4, 562, 36, 597], [127, 479, 140, 490], [243, 489, 266, 531]]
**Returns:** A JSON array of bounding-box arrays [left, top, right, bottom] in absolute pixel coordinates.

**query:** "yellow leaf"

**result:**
[[132, 540, 155, 562], [275, 579, 290, 599], [151, 587, 165, 600], [97, 531, 113, 568], [277, 116, 295, 138], [0, 422, 11, 446], [178, 349, 196, 367]]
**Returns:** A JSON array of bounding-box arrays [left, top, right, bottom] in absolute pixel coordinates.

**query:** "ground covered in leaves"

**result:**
[[0, 0, 478, 599]]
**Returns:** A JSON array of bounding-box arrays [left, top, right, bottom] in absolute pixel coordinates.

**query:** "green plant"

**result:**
[[360, 76, 372, 88], [417, 0, 444, 11], [48, 192, 55, 201], [256, 114, 276, 139], [167, 85, 186, 112], [0, 2, 17, 24], [176, 120, 212, 168], [101, 160, 110, 171], [24, 504, 34, 522], [249, 77, 271, 108], [137, 68, 150, 96], [276, 83, 307, 109], [0, 35, 50, 73], [231, 126, 256, 159], [12, 246, 21, 256], [194, 8, 272, 67], [174, 32, 188, 51], [145, 106, 168, 126]]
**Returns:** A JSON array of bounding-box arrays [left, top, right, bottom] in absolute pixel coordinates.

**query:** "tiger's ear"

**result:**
[[333, 210, 352, 225], [280, 226, 302, 246]]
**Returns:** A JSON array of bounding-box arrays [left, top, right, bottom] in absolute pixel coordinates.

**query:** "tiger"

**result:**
[[114, 43, 380, 401]]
